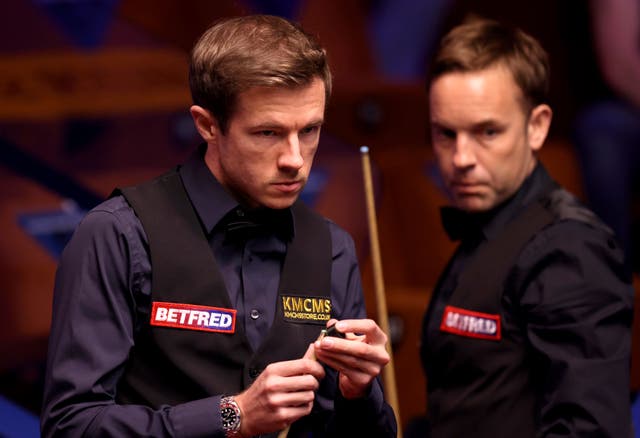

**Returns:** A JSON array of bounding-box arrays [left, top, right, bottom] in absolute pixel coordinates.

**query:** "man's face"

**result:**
[[205, 78, 325, 209], [429, 65, 544, 212]]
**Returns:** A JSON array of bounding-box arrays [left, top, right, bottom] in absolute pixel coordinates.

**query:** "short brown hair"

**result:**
[[429, 18, 550, 111], [189, 15, 332, 133]]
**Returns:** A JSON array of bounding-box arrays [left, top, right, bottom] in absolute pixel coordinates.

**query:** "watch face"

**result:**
[[221, 406, 238, 428], [220, 397, 241, 434]]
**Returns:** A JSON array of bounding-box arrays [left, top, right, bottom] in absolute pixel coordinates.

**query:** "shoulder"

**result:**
[[512, 194, 633, 312], [520, 218, 621, 267], [78, 196, 138, 234], [61, 195, 146, 259], [519, 195, 624, 274], [509, 201, 634, 335], [521, 188, 620, 262], [545, 188, 610, 230], [292, 201, 358, 260], [323, 217, 358, 260]]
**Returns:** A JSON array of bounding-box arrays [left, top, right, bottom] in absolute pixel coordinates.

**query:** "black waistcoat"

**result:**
[[420, 187, 598, 438], [112, 170, 331, 410]]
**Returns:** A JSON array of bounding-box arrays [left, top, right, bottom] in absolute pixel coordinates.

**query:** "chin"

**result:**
[[454, 196, 494, 213], [262, 196, 298, 210]]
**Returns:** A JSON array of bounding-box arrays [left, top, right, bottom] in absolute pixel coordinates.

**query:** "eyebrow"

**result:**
[[431, 118, 503, 130], [472, 119, 505, 130], [251, 118, 324, 130]]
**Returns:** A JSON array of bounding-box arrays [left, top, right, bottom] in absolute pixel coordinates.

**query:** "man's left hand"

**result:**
[[313, 319, 390, 399]]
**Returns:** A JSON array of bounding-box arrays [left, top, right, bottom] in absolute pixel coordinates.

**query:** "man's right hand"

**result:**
[[234, 344, 325, 437]]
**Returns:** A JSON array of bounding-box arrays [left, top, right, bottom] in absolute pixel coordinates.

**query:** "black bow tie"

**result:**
[[221, 208, 292, 243], [440, 207, 489, 242]]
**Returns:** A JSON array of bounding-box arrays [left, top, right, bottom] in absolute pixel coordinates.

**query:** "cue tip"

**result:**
[[360, 145, 369, 154]]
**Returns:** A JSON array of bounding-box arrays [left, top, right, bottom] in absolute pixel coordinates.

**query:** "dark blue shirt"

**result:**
[[41, 147, 394, 437]]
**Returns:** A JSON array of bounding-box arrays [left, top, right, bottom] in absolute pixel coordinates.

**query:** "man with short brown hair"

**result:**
[[41, 15, 397, 437], [421, 19, 633, 437]]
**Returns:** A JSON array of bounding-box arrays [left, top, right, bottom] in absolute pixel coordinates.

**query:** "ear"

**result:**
[[527, 104, 552, 152], [190, 105, 220, 142]]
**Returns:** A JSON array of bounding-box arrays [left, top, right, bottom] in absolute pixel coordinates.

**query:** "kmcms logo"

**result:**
[[281, 295, 331, 324]]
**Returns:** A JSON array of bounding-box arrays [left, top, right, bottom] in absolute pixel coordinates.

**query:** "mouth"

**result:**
[[450, 181, 483, 195], [272, 180, 304, 194]]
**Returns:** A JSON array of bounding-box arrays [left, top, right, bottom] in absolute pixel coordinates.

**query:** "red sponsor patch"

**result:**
[[150, 301, 236, 334], [440, 305, 501, 341]]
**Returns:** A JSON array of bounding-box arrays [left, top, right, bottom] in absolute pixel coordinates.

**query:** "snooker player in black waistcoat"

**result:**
[[420, 19, 634, 438], [41, 15, 397, 438]]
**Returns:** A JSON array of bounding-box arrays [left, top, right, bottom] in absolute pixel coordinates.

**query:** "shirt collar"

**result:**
[[482, 162, 556, 240], [178, 144, 295, 238], [441, 162, 557, 242]]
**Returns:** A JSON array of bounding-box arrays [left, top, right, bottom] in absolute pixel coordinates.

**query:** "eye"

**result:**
[[300, 125, 320, 135], [484, 127, 498, 137], [258, 130, 276, 137], [432, 126, 456, 142], [477, 124, 503, 139]]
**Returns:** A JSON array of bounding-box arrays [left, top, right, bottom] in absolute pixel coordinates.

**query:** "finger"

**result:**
[[315, 336, 390, 365], [344, 332, 365, 341], [265, 388, 317, 408], [276, 402, 315, 423], [260, 371, 325, 395], [302, 343, 316, 361], [258, 402, 314, 434], [337, 371, 377, 400], [333, 319, 387, 344], [339, 367, 377, 388], [266, 357, 325, 379], [314, 349, 384, 376]]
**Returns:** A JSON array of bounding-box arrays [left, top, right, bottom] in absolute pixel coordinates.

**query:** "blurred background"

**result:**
[[0, 0, 638, 436]]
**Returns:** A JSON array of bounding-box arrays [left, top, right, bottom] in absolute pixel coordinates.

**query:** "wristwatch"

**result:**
[[220, 396, 242, 437]]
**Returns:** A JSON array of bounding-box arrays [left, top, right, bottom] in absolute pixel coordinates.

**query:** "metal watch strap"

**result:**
[[220, 396, 242, 437]]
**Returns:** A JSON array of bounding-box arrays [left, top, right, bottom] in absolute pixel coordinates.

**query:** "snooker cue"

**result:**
[[360, 145, 402, 438]]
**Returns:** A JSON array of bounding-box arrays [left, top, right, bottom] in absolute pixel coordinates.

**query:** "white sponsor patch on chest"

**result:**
[[150, 301, 236, 333], [440, 305, 501, 340]]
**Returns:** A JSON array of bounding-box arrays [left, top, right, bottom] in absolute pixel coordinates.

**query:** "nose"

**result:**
[[278, 134, 304, 171], [452, 135, 476, 170]]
